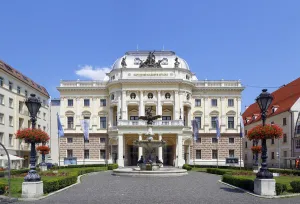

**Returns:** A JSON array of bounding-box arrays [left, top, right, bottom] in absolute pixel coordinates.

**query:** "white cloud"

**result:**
[[75, 65, 111, 80]]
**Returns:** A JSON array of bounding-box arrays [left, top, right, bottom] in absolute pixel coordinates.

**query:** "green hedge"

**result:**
[[222, 174, 254, 192], [290, 181, 300, 193], [269, 169, 300, 176], [0, 182, 5, 195], [182, 164, 192, 171], [0, 169, 29, 177], [44, 167, 103, 194], [206, 168, 233, 175], [52, 164, 107, 170], [276, 183, 287, 195], [188, 165, 250, 170], [107, 164, 118, 170]]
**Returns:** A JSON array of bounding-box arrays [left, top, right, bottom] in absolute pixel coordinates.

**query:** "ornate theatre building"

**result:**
[[57, 51, 244, 167]]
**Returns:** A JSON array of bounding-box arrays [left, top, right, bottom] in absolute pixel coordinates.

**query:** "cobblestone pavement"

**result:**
[[17, 171, 299, 204]]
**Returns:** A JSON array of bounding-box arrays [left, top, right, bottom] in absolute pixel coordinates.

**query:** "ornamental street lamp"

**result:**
[[24, 94, 41, 182], [256, 89, 273, 179]]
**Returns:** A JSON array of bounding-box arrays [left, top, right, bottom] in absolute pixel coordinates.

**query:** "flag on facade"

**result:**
[[57, 113, 64, 137], [192, 120, 199, 141], [240, 115, 245, 138], [215, 117, 221, 139], [81, 119, 90, 141]]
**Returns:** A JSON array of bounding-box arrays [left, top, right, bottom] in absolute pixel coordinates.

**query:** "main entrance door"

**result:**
[[128, 145, 138, 166], [163, 145, 174, 166]]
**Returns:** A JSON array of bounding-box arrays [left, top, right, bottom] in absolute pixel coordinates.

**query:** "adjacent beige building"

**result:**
[[0, 60, 50, 168], [57, 51, 244, 167], [242, 77, 300, 169]]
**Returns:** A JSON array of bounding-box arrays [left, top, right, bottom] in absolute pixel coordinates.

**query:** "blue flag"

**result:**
[[81, 119, 90, 141], [240, 115, 245, 138], [215, 117, 221, 139], [57, 113, 64, 137], [192, 120, 199, 141]]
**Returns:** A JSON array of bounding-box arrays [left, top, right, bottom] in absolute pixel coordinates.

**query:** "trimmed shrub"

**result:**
[[0, 182, 5, 195], [222, 174, 254, 192], [187, 165, 251, 170], [206, 168, 232, 175], [276, 183, 287, 195], [182, 164, 192, 171], [269, 169, 300, 176], [290, 181, 300, 193], [107, 164, 118, 170], [0, 168, 29, 177], [52, 164, 107, 170]]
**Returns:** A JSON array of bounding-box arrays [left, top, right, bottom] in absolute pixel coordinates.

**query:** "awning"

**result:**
[[0, 154, 24, 161]]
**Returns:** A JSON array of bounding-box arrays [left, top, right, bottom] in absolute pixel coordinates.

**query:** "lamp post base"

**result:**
[[22, 181, 43, 198], [24, 170, 41, 182], [254, 178, 276, 196]]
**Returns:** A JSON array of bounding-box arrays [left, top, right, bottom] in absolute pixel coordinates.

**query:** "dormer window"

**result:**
[[165, 93, 171, 99], [148, 93, 153, 99], [245, 117, 251, 124], [130, 93, 136, 99], [252, 114, 258, 120], [272, 105, 279, 113]]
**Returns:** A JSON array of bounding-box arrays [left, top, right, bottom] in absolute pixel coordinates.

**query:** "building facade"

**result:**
[[57, 51, 244, 167], [242, 77, 300, 169], [0, 60, 50, 168]]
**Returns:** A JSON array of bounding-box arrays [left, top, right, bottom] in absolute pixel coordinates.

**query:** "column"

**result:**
[[117, 134, 124, 167], [174, 91, 179, 119], [220, 97, 226, 132], [121, 91, 127, 120], [138, 134, 143, 159], [139, 91, 144, 116], [118, 93, 121, 120], [158, 134, 163, 163], [109, 107, 113, 127], [179, 92, 184, 120], [157, 91, 162, 117], [187, 108, 191, 127], [176, 135, 184, 167]]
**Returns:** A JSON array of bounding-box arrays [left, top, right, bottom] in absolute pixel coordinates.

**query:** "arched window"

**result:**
[[186, 94, 190, 100], [148, 93, 153, 99], [165, 93, 171, 99], [111, 94, 115, 100], [130, 93, 136, 99]]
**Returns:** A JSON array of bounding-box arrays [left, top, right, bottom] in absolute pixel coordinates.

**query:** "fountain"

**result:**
[[112, 106, 188, 177]]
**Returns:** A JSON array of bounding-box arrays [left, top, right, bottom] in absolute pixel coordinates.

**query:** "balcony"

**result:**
[[117, 120, 184, 126]]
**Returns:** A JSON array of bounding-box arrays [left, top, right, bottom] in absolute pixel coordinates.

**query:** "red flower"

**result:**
[[36, 145, 50, 154], [15, 128, 50, 144], [251, 145, 262, 153], [247, 124, 283, 140]]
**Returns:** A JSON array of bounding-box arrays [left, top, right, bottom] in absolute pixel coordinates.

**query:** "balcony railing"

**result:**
[[117, 120, 184, 126]]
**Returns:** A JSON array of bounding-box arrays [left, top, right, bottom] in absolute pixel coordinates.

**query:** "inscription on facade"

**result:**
[[133, 73, 168, 77]]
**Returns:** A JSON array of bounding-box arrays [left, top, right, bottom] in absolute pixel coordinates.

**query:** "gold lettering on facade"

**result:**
[[133, 73, 168, 77]]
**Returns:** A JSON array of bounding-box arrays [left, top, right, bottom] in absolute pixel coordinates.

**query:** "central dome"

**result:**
[[112, 51, 189, 70]]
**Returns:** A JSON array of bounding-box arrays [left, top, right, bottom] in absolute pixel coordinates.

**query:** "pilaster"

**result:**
[[138, 134, 143, 159], [158, 134, 163, 162], [117, 134, 124, 167]]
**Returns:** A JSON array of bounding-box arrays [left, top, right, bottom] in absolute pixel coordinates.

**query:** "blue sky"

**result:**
[[0, 1, 299, 112]]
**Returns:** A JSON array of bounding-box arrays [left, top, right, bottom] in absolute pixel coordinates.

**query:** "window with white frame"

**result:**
[[25, 90, 28, 97], [9, 81, 13, 91], [212, 150, 218, 159], [100, 150, 106, 159], [229, 138, 235, 144], [17, 86, 21, 94], [195, 99, 201, 107], [9, 98, 13, 108], [100, 117, 107, 129], [0, 132, 3, 143], [43, 113, 46, 120], [67, 138, 73, 143], [211, 116, 217, 129], [0, 113, 4, 124], [9, 116, 13, 126], [0, 94, 4, 105], [67, 149, 73, 157], [228, 99, 234, 107], [84, 99, 90, 107], [68, 99, 73, 107], [228, 117, 234, 129], [296, 139, 300, 149], [211, 99, 217, 107], [229, 150, 235, 158], [196, 150, 201, 159], [100, 99, 106, 107], [67, 117, 74, 129], [9, 134, 13, 146], [0, 77, 3, 87], [195, 117, 201, 129], [84, 150, 89, 159]]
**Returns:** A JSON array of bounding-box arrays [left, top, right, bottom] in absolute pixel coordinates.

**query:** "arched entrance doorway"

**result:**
[[108, 138, 118, 164], [125, 136, 139, 166], [163, 136, 176, 166]]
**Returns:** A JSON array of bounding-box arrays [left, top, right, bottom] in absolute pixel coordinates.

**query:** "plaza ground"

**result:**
[[16, 171, 299, 204]]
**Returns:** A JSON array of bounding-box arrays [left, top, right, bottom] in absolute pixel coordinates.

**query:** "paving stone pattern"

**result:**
[[17, 171, 299, 204]]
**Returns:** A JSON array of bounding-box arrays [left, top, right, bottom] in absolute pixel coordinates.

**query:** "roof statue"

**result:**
[[174, 57, 180, 68], [138, 106, 161, 125], [139, 51, 162, 68], [121, 57, 127, 68]]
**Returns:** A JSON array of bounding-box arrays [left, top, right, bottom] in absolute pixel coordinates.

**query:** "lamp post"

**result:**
[[255, 89, 273, 179], [24, 94, 41, 182]]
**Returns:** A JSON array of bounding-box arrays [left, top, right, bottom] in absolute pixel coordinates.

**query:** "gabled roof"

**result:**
[[242, 77, 300, 126], [0, 60, 49, 97]]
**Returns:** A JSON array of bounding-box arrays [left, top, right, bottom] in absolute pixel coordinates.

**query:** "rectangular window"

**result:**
[[195, 117, 201, 129], [229, 150, 235, 158], [283, 118, 287, 126], [67, 149, 73, 157], [84, 150, 89, 159], [100, 117, 107, 129], [196, 150, 201, 159], [245, 154, 248, 161], [0, 132, 3, 143], [43, 126, 46, 131], [211, 116, 217, 129], [162, 116, 171, 120], [43, 113, 46, 120], [271, 138, 274, 144], [228, 117, 234, 129], [100, 99, 106, 107], [9, 81, 13, 91], [84, 139, 89, 143], [9, 98, 13, 108], [67, 138, 73, 143], [211, 99, 218, 107], [17, 86, 21, 94], [130, 116, 139, 120], [245, 130, 248, 135], [229, 138, 235, 144], [38, 124, 41, 129], [228, 99, 234, 107], [283, 134, 287, 143], [25, 90, 28, 97], [196, 138, 201, 143], [9, 116, 13, 126], [0, 94, 4, 105], [100, 138, 106, 143], [67, 117, 74, 129], [271, 152, 275, 159], [68, 99, 73, 107], [245, 141, 248, 148], [0, 113, 4, 124], [212, 150, 218, 159], [0, 77, 3, 87], [212, 138, 218, 143], [9, 134, 13, 146], [297, 125, 300, 134], [84, 99, 90, 107], [295, 139, 300, 149], [195, 99, 201, 107], [100, 150, 106, 159]]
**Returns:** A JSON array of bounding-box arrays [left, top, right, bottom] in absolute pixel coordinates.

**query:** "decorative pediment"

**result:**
[[98, 111, 107, 116], [226, 110, 236, 115], [82, 110, 91, 117], [209, 110, 219, 116], [65, 111, 75, 116], [193, 111, 203, 116]]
